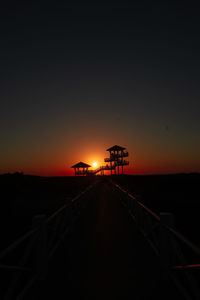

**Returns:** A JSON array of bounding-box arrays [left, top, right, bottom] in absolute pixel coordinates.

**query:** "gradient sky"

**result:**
[[1, 1, 200, 175]]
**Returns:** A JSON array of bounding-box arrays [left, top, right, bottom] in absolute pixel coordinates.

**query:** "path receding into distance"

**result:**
[[28, 179, 181, 300]]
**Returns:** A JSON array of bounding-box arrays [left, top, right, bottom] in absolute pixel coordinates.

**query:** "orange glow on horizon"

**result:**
[[1, 140, 200, 176]]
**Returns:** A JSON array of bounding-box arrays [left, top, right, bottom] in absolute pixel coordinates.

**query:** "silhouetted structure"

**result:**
[[104, 145, 129, 175], [87, 164, 115, 176], [71, 162, 91, 176], [72, 145, 129, 176]]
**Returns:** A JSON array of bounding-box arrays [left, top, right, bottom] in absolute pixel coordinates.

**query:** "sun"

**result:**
[[92, 162, 98, 168]]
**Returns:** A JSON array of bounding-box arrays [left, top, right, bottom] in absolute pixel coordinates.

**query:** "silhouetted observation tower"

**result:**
[[71, 162, 91, 176], [104, 145, 129, 175]]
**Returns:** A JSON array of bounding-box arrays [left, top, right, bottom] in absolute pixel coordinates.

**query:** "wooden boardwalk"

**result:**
[[27, 179, 181, 299]]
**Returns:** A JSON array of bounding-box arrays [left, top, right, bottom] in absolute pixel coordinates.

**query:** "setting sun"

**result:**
[[93, 162, 98, 168]]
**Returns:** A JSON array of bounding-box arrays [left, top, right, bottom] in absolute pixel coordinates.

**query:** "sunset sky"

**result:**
[[1, 1, 200, 176]]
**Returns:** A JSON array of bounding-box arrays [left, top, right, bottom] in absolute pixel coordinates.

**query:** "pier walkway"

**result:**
[[27, 179, 180, 300]]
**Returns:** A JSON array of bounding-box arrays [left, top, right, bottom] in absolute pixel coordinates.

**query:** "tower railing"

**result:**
[[104, 152, 129, 162], [115, 151, 129, 158], [104, 157, 112, 162]]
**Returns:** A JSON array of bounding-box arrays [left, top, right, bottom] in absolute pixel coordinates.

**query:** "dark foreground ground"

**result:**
[[0, 173, 199, 248], [0, 174, 97, 248], [26, 179, 182, 300], [113, 173, 200, 246], [0, 173, 199, 299]]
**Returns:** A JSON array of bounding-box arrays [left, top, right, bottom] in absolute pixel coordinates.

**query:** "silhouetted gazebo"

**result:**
[[71, 162, 91, 176]]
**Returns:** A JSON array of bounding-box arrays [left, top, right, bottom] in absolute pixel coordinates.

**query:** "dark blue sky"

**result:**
[[1, 1, 200, 175]]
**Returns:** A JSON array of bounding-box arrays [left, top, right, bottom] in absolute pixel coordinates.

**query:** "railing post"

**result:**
[[160, 213, 174, 278], [32, 215, 48, 280]]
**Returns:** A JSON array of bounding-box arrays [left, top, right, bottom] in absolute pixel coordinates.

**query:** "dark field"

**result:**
[[0, 173, 199, 249], [0, 173, 199, 300], [0, 174, 97, 249], [112, 173, 200, 246]]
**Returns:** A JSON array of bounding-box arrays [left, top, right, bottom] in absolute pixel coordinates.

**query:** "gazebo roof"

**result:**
[[106, 145, 126, 151], [71, 161, 91, 168]]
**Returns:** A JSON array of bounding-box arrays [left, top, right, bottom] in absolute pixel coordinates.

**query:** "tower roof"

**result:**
[[71, 162, 91, 168], [106, 145, 126, 151]]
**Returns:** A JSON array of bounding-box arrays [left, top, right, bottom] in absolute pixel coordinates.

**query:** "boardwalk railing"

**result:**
[[112, 181, 200, 300], [0, 181, 98, 300]]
